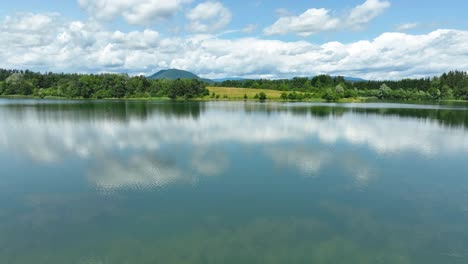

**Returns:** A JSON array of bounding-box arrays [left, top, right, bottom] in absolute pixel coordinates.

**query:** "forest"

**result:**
[[215, 71, 468, 101], [0, 69, 208, 99], [0, 69, 467, 101]]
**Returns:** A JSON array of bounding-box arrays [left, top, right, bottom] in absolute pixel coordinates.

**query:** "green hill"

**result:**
[[148, 69, 213, 83]]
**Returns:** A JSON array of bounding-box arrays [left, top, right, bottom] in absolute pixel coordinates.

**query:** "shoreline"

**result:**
[[1, 95, 467, 104]]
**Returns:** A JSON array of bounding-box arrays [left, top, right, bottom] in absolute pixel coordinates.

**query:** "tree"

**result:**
[[441, 85, 453, 99], [345, 88, 358, 98], [280, 92, 288, 100], [0, 68, 467, 101], [323, 88, 338, 102], [378, 83, 392, 99], [258, 92, 267, 102], [335, 84, 345, 97], [288, 92, 298, 100], [4, 73, 33, 95], [428, 87, 442, 100]]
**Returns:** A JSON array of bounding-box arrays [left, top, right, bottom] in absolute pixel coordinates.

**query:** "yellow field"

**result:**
[[207, 87, 286, 100]]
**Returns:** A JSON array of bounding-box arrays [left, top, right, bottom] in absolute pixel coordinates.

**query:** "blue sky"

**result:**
[[0, 0, 467, 79]]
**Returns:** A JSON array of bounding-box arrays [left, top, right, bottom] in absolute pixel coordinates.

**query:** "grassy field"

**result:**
[[206, 87, 289, 100]]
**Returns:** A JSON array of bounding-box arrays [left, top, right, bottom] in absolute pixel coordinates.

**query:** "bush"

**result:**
[[258, 92, 267, 102], [323, 88, 341, 102], [280, 92, 288, 100]]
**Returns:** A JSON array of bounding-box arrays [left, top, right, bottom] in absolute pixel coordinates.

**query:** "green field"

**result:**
[[207, 87, 285, 99], [207, 86, 312, 100]]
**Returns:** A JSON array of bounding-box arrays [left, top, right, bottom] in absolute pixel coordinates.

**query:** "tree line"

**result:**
[[1, 69, 467, 101], [0, 69, 208, 99], [214, 71, 468, 101]]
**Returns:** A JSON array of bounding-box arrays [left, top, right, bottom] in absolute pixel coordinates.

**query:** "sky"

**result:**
[[0, 0, 467, 80]]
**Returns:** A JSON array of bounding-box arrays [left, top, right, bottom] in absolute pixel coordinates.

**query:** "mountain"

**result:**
[[214, 76, 366, 82], [212, 77, 249, 82], [342, 76, 366, 82], [149, 69, 199, 80], [147, 69, 366, 84], [148, 69, 214, 83]]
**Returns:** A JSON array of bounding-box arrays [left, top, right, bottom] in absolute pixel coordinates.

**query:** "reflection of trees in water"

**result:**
[[353, 108, 468, 129], [2, 101, 467, 128], [253, 104, 468, 129], [0, 101, 207, 122], [355, 107, 468, 129]]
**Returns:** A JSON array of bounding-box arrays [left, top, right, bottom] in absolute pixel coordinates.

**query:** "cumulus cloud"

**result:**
[[1, 12, 467, 79], [264, 0, 390, 36], [186, 1, 232, 33], [264, 8, 339, 37], [347, 0, 391, 29], [77, 0, 192, 26], [396, 22, 419, 31], [2, 12, 59, 32]]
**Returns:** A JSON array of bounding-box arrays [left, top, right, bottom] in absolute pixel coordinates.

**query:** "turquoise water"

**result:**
[[0, 99, 468, 264]]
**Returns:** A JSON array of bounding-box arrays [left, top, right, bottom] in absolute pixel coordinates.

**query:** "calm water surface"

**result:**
[[1, 99, 468, 264]]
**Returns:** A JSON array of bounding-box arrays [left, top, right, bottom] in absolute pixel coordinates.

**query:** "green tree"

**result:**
[[280, 92, 288, 100], [323, 88, 339, 102], [258, 92, 267, 102], [378, 84, 392, 99], [335, 84, 345, 96]]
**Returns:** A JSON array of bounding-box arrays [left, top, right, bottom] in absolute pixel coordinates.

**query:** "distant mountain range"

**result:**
[[341, 76, 366, 82], [147, 69, 366, 83], [211, 77, 248, 82]]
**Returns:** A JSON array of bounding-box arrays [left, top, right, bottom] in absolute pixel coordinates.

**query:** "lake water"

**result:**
[[1, 99, 468, 264]]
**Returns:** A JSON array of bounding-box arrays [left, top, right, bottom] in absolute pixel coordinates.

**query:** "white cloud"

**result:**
[[2, 12, 59, 32], [396, 22, 419, 31], [264, 8, 339, 37], [77, 0, 192, 26], [1, 13, 468, 79], [264, 0, 390, 36], [186, 1, 232, 33], [242, 24, 258, 34], [347, 0, 391, 29]]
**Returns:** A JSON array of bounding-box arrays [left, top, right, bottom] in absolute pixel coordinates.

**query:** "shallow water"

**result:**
[[0, 99, 468, 264]]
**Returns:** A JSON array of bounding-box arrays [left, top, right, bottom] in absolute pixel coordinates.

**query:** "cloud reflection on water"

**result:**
[[0, 101, 467, 190], [89, 155, 184, 191]]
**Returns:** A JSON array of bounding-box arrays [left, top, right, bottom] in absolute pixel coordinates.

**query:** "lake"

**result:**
[[0, 99, 468, 264]]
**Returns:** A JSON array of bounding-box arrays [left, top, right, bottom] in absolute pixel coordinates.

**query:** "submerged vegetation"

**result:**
[[0, 69, 467, 102]]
